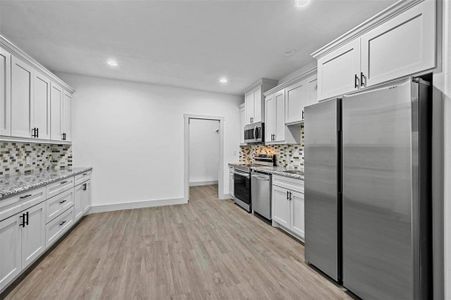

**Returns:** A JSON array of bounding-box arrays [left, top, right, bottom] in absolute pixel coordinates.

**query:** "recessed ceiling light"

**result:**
[[106, 58, 119, 68], [219, 77, 228, 84], [294, 0, 311, 9]]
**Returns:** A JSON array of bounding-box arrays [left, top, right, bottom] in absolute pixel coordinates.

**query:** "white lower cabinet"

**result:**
[[229, 168, 234, 198], [74, 180, 91, 221], [0, 171, 91, 293], [21, 202, 46, 269], [0, 215, 21, 292], [272, 175, 305, 240]]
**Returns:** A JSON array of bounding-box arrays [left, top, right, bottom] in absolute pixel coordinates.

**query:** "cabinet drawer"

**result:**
[[46, 189, 73, 223], [0, 188, 46, 222], [47, 177, 74, 199], [74, 171, 91, 186], [273, 175, 304, 193], [45, 207, 73, 247]]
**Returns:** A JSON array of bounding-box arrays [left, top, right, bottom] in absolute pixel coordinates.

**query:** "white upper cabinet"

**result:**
[[313, 0, 436, 100], [32, 73, 51, 140], [317, 39, 361, 100], [0, 47, 11, 136], [62, 90, 72, 142], [274, 90, 285, 143], [265, 94, 276, 143], [11, 57, 33, 138], [239, 104, 245, 145], [285, 81, 304, 125], [360, 0, 435, 87], [50, 84, 62, 141], [244, 78, 278, 125], [244, 91, 255, 124], [284, 74, 317, 124]]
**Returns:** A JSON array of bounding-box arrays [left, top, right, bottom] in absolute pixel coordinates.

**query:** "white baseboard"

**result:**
[[189, 180, 218, 187], [88, 197, 187, 214], [220, 193, 234, 200]]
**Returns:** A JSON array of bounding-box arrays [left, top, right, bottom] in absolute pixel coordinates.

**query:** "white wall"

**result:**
[[189, 119, 220, 185], [57, 73, 241, 208]]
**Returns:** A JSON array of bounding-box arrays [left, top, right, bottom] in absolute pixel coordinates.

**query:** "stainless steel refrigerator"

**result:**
[[304, 78, 432, 299]]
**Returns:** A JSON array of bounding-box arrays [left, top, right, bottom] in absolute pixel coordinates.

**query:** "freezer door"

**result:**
[[342, 79, 415, 299], [304, 99, 340, 281]]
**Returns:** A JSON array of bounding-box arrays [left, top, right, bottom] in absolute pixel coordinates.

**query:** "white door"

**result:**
[[62, 91, 72, 141], [239, 106, 245, 144], [290, 190, 305, 239], [285, 82, 304, 124], [50, 83, 62, 141], [32, 73, 51, 140], [264, 95, 276, 143], [360, 0, 435, 87], [81, 181, 91, 214], [0, 47, 11, 136], [245, 91, 254, 124], [317, 39, 361, 100], [0, 215, 21, 292], [74, 183, 83, 221], [272, 185, 290, 229], [21, 203, 46, 269], [11, 57, 33, 138], [274, 90, 285, 142], [253, 87, 262, 123]]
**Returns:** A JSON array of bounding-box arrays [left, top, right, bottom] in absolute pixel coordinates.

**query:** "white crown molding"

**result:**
[[311, 0, 426, 59], [263, 66, 317, 97], [0, 34, 75, 94]]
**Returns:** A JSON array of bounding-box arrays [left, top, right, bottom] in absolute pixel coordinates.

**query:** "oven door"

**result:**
[[233, 171, 251, 211]]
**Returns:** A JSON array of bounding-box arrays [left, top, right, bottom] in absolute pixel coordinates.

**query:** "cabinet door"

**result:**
[[62, 91, 72, 141], [291, 190, 305, 239], [32, 73, 51, 140], [21, 202, 46, 269], [274, 90, 285, 142], [81, 181, 91, 215], [229, 169, 234, 198], [285, 82, 304, 124], [253, 87, 262, 123], [0, 215, 21, 292], [239, 106, 245, 144], [317, 39, 360, 100], [50, 83, 62, 141], [272, 185, 290, 228], [11, 57, 33, 138], [0, 47, 11, 136], [74, 183, 83, 221], [305, 76, 318, 107], [264, 95, 276, 143], [244, 91, 254, 124], [360, 0, 435, 87]]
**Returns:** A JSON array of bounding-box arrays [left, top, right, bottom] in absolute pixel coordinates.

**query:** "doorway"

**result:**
[[184, 114, 224, 201]]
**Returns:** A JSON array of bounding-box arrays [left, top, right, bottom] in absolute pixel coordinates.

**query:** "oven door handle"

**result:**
[[234, 171, 250, 178]]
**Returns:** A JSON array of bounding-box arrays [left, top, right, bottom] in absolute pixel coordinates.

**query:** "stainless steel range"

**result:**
[[233, 155, 275, 212]]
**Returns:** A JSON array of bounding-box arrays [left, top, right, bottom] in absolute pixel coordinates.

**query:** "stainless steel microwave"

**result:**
[[244, 122, 264, 144]]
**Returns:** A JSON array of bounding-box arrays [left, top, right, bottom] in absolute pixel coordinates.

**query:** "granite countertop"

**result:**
[[0, 167, 93, 201], [228, 163, 304, 180]]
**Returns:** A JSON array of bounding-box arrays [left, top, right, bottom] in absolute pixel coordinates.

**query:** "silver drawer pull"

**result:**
[[59, 220, 67, 226], [82, 173, 87, 176], [59, 200, 67, 204], [20, 194, 32, 199], [60, 181, 68, 185]]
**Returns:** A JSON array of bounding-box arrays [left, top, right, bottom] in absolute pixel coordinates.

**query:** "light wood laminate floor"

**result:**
[[6, 185, 351, 300]]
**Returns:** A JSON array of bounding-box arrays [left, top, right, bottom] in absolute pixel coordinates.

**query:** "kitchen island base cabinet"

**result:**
[[271, 175, 305, 241]]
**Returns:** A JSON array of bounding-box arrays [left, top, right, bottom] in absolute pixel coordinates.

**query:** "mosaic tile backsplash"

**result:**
[[240, 125, 305, 170], [0, 142, 73, 176]]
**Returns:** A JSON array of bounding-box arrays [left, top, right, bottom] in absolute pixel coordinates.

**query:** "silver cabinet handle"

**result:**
[[20, 194, 32, 199]]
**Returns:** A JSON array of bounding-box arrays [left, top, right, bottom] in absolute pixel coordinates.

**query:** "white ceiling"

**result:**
[[0, 0, 398, 95]]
